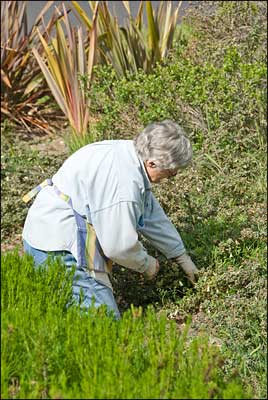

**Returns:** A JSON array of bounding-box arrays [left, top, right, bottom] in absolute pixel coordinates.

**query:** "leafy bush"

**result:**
[[1, 250, 250, 399], [84, 43, 266, 149], [75, 1, 265, 151]]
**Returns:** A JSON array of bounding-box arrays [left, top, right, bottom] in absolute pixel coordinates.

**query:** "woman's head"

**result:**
[[133, 120, 193, 183]]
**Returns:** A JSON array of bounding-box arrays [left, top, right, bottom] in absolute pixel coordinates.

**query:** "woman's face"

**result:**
[[144, 160, 178, 183]]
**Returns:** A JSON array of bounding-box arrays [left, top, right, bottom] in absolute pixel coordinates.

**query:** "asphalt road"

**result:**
[[26, 1, 201, 29]]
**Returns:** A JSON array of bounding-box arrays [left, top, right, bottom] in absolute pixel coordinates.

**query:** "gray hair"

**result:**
[[133, 120, 192, 169]]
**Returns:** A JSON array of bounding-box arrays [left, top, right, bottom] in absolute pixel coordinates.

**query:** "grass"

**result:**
[[1, 1, 267, 398]]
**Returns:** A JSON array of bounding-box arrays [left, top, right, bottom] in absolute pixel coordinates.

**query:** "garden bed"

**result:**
[[1, 1, 267, 398]]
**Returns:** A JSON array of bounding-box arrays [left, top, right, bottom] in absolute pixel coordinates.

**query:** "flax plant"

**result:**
[[1, 1, 63, 133], [32, 3, 99, 138], [71, 0, 182, 78]]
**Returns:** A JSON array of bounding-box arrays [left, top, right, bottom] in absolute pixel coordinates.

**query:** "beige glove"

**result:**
[[175, 252, 199, 284], [145, 256, 160, 280]]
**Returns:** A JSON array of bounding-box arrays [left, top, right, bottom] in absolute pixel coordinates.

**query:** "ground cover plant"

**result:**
[[1, 1, 267, 399]]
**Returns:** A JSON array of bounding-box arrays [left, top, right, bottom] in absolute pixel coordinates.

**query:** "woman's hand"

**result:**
[[175, 253, 199, 285], [145, 257, 160, 280]]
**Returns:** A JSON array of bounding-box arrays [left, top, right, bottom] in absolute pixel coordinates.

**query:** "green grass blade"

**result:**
[[32, 48, 68, 116], [71, 0, 92, 30], [146, 0, 161, 61]]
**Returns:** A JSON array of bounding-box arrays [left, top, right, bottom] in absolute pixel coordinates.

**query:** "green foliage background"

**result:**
[[1, 1, 267, 398]]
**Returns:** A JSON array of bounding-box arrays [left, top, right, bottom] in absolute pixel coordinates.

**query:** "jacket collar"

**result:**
[[139, 157, 151, 190]]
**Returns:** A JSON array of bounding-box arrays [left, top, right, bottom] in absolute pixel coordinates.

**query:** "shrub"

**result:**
[[1, 250, 250, 399], [84, 44, 266, 148]]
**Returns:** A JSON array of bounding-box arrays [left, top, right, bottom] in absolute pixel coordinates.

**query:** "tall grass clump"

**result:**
[[72, 0, 181, 78], [1, 250, 250, 399], [32, 3, 98, 139]]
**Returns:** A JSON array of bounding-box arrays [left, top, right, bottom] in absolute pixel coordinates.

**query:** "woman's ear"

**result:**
[[145, 159, 157, 169]]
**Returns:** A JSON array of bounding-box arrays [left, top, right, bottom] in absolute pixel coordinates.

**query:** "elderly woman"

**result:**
[[22, 119, 199, 319]]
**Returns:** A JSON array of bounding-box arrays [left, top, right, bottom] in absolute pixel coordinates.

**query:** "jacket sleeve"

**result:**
[[138, 191, 186, 259], [90, 201, 156, 273]]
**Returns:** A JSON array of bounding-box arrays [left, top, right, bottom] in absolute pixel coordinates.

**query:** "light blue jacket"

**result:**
[[23, 140, 185, 275]]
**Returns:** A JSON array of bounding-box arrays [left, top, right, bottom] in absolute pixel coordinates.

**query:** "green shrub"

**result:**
[[1, 250, 250, 399], [73, 1, 265, 154], [84, 46, 266, 148]]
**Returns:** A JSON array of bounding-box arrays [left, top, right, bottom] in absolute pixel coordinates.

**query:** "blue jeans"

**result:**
[[23, 240, 120, 319]]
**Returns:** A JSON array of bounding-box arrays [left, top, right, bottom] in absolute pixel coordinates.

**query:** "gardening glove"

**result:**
[[145, 256, 160, 280], [174, 253, 199, 285]]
